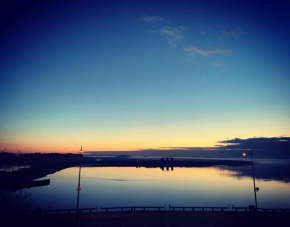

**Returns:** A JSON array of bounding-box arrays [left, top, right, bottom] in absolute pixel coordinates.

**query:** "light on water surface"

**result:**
[[27, 166, 290, 209]]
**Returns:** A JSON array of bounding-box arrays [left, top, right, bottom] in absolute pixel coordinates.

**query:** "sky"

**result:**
[[0, 0, 290, 153]]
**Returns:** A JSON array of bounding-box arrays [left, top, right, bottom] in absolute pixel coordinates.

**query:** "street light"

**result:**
[[76, 146, 83, 221], [242, 151, 259, 209]]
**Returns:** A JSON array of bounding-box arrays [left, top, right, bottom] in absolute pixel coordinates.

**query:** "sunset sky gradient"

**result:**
[[0, 0, 289, 153]]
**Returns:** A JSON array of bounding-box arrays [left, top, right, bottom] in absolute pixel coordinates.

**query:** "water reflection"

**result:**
[[217, 160, 290, 183], [27, 164, 290, 210]]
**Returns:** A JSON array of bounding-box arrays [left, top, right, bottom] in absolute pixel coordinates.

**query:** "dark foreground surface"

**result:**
[[2, 212, 290, 227]]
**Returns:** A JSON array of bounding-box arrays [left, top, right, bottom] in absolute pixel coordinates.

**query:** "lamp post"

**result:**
[[242, 151, 259, 208], [76, 146, 82, 221]]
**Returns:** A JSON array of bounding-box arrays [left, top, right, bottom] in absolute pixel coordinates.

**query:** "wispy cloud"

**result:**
[[221, 27, 243, 39], [153, 26, 184, 46], [141, 14, 168, 22], [184, 46, 232, 57]]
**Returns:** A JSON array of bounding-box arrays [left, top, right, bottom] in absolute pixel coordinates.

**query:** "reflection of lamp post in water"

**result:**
[[76, 146, 82, 218], [242, 151, 259, 208]]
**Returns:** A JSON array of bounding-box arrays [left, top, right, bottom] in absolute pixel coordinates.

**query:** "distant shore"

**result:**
[[82, 155, 253, 168]]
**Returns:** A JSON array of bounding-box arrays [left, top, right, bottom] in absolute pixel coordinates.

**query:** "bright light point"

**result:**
[[242, 152, 247, 157]]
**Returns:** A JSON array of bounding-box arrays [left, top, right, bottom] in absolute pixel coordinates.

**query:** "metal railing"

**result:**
[[169, 205, 227, 212], [258, 208, 290, 213], [101, 206, 165, 212], [232, 207, 250, 212], [31, 206, 290, 216], [33, 207, 97, 215]]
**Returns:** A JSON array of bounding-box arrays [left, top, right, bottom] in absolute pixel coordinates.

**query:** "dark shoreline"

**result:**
[[83, 156, 252, 168]]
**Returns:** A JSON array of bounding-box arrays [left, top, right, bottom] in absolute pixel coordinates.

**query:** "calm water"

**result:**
[[26, 161, 290, 209]]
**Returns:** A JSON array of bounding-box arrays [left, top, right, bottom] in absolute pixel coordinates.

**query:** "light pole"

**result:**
[[76, 146, 82, 221], [242, 151, 259, 208]]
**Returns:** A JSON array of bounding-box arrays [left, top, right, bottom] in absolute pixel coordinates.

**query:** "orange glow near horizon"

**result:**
[[1, 121, 289, 153]]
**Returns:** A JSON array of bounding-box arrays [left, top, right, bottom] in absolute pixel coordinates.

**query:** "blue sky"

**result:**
[[0, 0, 289, 152]]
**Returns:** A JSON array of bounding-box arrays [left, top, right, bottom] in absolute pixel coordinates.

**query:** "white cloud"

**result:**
[[141, 14, 168, 22], [221, 27, 244, 39], [184, 45, 232, 57], [157, 27, 183, 45]]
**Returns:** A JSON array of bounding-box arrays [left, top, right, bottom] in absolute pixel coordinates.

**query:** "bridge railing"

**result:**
[[232, 207, 250, 212], [30, 206, 290, 216], [169, 205, 227, 212], [233, 207, 290, 213], [32, 207, 98, 215], [258, 208, 290, 213], [101, 206, 165, 212]]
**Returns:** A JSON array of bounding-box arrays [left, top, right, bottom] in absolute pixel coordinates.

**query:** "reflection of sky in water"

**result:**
[[27, 166, 290, 209]]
